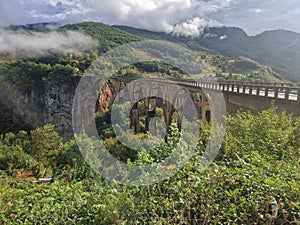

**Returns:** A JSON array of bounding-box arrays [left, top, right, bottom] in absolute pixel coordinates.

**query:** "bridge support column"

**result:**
[[243, 85, 246, 94], [130, 104, 140, 133], [274, 88, 279, 99], [264, 86, 269, 97], [285, 88, 290, 100], [144, 97, 150, 132], [249, 86, 253, 95], [163, 99, 174, 134], [256, 87, 260, 96], [236, 85, 240, 93]]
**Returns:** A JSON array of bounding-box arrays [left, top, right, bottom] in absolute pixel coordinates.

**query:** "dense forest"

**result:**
[[0, 22, 299, 224]]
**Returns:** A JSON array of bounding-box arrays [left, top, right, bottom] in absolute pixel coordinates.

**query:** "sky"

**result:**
[[0, 0, 300, 36]]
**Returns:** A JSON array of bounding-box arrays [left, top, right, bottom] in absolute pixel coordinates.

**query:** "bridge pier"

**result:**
[[130, 104, 140, 133]]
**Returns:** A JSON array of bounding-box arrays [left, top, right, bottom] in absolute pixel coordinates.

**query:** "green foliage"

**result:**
[[48, 63, 79, 84], [132, 61, 183, 77], [202, 53, 283, 82], [61, 22, 142, 51], [0, 107, 299, 224], [0, 131, 39, 177], [221, 105, 300, 163], [29, 124, 62, 167], [3, 61, 50, 92]]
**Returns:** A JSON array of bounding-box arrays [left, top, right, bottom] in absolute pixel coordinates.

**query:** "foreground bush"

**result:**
[[0, 107, 299, 224]]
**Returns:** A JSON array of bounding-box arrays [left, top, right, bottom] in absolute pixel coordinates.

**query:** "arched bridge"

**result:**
[[93, 77, 300, 135]]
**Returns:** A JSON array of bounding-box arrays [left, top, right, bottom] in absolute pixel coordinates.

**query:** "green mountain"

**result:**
[[250, 30, 300, 82], [60, 22, 283, 82], [193, 27, 300, 82], [117, 25, 300, 82], [1, 22, 293, 82], [60, 22, 142, 51]]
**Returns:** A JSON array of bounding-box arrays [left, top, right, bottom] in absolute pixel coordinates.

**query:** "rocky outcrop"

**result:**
[[44, 83, 75, 140], [0, 77, 77, 140], [0, 77, 45, 133], [96, 79, 124, 114]]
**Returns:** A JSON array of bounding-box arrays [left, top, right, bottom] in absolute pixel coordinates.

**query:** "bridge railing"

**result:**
[[167, 78, 300, 103]]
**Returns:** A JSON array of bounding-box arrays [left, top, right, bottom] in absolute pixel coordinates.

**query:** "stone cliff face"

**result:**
[[96, 79, 124, 114], [44, 83, 75, 140], [0, 77, 123, 140], [45, 78, 127, 139], [0, 78, 76, 140], [0, 77, 45, 133]]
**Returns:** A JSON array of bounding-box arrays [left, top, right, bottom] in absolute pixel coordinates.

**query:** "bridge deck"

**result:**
[[167, 79, 300, 103]]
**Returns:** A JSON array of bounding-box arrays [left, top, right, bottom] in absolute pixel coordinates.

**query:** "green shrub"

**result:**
[[0, 107, 299, 224]]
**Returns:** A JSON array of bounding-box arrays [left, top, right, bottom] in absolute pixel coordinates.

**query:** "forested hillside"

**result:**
[[117, 25, 300, 82], [61, 22, 142, 51], [5, 22, 299, 82]]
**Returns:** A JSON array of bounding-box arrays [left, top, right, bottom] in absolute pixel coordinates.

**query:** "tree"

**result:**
[[49, 64, 78, 84], [30, 124, 62, 171]]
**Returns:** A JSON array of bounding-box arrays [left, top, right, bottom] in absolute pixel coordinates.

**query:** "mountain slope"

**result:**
[[0, 22, 287, 82], [250, 30, 300, 82], [194, 28, 300, 82], [61, 22, 142, 49], [117, 25, 300, 82]]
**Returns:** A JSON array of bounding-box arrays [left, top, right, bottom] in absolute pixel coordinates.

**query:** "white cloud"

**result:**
[[84, 0, 234, 36], [1, 0, 234, 37], [172, 17, 221, 38], [1, 0, 300, 36], [249, 8, 266, 14], [214, 0, 300, 35], [25, 0, 91, 22], [220, 35, 228, 40], [0, 29, 97, 55], [203, 33, 218, 39]]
